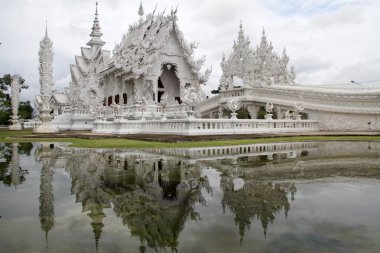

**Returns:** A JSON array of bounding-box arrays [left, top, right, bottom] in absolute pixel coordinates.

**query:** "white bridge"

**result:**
[[196, 85, 380, 132]]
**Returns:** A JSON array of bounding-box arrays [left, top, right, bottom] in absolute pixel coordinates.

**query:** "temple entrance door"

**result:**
[[158, 64, 180, 103]]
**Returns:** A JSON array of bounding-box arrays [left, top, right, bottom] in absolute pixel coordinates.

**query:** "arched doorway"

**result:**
[[157, 64, 180, 103]]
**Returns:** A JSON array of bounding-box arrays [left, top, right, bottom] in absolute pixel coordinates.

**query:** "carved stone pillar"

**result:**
[[275, 107, 285, 119], [9, 76, 22, 130], [246, 105, 259, 119]]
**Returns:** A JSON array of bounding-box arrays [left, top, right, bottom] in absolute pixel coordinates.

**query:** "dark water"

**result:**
[[0, 141, 380, 253]]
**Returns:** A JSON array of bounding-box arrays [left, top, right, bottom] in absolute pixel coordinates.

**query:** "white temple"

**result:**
[[34, 2, 380, 134]]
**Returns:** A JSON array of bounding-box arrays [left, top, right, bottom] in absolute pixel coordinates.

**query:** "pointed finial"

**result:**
[[262, 27, 266, 35], [95, 1, 98, 16], [239, 20, 243, 30], [138, 2, 144, 17], [45, 20, 48, 37]]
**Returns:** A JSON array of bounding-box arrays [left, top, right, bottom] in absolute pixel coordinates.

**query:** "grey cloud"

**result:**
[[294, 57, 332, 74]]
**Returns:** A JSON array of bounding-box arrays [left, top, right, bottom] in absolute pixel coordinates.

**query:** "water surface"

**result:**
[[0, 141, 379, 253]]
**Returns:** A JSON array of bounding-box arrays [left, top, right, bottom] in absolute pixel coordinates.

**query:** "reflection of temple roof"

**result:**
[[222, 181, 294, 241]]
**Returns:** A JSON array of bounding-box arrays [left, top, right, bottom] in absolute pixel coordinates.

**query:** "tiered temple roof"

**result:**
[[65, 1, 110, 108], [103, 4, 211, 83]]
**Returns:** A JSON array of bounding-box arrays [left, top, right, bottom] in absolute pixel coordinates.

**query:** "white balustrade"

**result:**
[[93, 117, 318, 135]]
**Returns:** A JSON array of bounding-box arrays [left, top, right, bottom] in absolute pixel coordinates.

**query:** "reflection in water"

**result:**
[[221, 180, 296, 241], [36, 143, 59, 247], [0, 143, 32, 187], [64, 151, 212, 252], [1, 141, 380, 253], [68, 152, 110, 252], [219, 158, 297, 241]]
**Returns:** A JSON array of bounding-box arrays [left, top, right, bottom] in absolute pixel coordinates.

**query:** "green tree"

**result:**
[[18, 101, 33, 120], [0, 74, 27, 125], [237, 107, 251, 119]]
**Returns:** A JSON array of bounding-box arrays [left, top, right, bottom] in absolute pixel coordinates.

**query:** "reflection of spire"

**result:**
[[68, 153, 110, 253], [39, 160, 55, 248], [88, 211, 105, 253]]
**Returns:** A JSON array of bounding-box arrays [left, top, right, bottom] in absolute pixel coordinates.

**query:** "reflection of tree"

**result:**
[[0, 143, 30, 187], [221, 179, 296, 241]]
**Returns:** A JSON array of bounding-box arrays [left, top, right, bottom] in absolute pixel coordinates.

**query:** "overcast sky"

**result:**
[[1, 0, 379, 102]]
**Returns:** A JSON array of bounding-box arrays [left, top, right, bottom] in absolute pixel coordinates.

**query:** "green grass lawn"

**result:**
[[1, 129, 380, 149]]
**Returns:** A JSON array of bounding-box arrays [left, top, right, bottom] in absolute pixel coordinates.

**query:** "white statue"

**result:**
[[133, 86, 142, 105], [265, 102, 274, 120], [227, 98, 241, 119], [143, 80, 155, 104], [265, 102, 273, 113], [293, 96, 304, 120], [182, 86, 201, 118], [227, 98, 242, 113]]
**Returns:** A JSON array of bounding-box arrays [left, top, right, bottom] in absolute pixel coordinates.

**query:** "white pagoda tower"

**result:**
[[34, 23, 59, 133]]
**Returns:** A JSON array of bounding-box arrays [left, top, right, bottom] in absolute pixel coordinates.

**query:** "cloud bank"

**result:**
[[0, 0, 379, 101]]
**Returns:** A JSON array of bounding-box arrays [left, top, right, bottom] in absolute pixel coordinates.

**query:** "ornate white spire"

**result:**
[[87, 1, 105, 48], [260, 27, 268, 49], [238, 21, 244, 41], [45, 20, 48, 38], [39, 24, 54, 101], [138, 2, 144, 17], [220, 23, 297, 88]]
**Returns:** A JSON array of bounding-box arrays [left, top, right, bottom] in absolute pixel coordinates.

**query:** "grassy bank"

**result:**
[[1, 129, 380, 149]]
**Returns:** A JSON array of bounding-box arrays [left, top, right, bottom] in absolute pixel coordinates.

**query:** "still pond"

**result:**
[[0, 141, 379, 253]]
